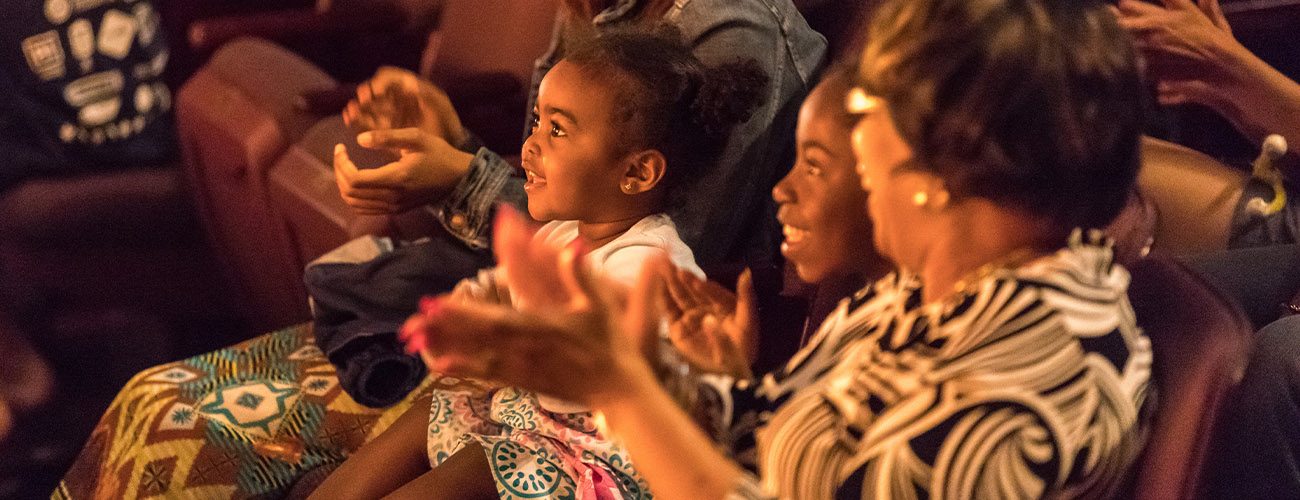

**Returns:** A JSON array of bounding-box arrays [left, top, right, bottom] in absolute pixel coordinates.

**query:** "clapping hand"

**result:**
[[660, 268, 758, 380], [1113, 0, 1240, 107], [332, 128, 473, 214], [343, 66, 468, 147]]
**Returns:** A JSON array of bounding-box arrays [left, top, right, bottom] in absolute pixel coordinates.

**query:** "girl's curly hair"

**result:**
[[564, 25, 770, 193]]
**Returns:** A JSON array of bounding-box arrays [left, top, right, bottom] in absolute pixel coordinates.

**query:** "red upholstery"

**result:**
[[177, 38, 339, 331], [1125, 254, 1254, 499], [179, 2, 558, 330], [419, 0, 558, 154]]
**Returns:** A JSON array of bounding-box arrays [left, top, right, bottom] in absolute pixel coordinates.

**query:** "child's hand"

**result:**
[[660, 268, 757, 380], [332, 129, 475, 214], [343, 67, 467, 147]]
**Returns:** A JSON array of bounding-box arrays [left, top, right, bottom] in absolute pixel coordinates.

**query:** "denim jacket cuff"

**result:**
[[433, 147, 511, 250]]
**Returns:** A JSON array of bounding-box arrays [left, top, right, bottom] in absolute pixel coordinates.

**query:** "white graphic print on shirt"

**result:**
[[21, 30, 64, 81], [96, 10, 135, 60]]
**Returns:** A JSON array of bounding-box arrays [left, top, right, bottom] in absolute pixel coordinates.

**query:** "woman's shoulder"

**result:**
[[1003, 230, 1135, 313]]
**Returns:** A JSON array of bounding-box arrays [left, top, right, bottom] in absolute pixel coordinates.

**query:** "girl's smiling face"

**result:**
[[522, 60, 632, 222], [773, 76, 884, 283]]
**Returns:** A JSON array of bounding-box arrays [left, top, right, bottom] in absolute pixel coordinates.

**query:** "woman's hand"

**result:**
[[660, 268, 757, 380], [1113, 0, 1245, 108], [343, 66, 468, 147], [399, 206, 662, 405], [332, 128, 474, 214]]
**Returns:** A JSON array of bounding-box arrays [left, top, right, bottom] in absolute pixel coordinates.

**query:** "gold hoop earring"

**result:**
[[912, 190, 950, 210]]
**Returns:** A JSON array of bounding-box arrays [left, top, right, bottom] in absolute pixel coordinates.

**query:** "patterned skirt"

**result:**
[[52, 324, 430, 499], [53, 324, 655, 499], [426, 384, 652, 500]]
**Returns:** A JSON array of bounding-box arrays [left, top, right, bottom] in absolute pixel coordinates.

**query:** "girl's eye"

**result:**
[[530, 115, 540, 133], [805, 164, 823, 177], [550, 124, 567, 138]]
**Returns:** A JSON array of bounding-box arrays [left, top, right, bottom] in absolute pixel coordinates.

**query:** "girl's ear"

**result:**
[[620, 150, 666, 195]]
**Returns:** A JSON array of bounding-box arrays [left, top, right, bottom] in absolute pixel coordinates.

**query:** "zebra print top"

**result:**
[[681, 231, 1152, 499]]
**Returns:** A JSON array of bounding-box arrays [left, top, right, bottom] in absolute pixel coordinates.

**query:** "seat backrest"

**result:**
[[415, 0, 557, 155], [419, 0, 557, 86], [1125, 254, 1253, 499]]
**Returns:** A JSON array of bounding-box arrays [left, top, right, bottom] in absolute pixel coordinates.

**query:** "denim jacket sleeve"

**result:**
[[431, 147, 527, 250]]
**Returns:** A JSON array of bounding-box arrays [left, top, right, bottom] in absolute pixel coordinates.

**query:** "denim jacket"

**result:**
[[434, 0, 826, 265]]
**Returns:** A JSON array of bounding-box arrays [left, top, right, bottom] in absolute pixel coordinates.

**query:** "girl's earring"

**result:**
[[622, 182, 634, 194]]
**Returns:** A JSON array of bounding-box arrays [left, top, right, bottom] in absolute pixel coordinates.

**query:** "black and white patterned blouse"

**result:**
[[672, 231, 1152, 499]]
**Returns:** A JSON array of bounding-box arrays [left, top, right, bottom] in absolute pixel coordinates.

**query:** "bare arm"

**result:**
[[308, 395, 433, 500], [1117, 0, 1300, 174], [598, 361, 749, 500]]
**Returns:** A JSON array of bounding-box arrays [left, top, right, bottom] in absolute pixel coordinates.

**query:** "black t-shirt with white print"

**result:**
[[0, 0, 176, 191]]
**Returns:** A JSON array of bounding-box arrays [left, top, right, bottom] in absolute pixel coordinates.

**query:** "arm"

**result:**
[[308, 396, 434, 500], [1116, 0, 1300, 173], [598, 360, 754, 500]]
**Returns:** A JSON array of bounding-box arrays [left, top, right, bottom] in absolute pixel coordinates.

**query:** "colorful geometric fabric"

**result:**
[[53, 324, 430, 499]]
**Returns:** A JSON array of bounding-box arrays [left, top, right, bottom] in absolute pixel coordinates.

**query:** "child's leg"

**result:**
[[384, 442, 498, 500], [309, 395, 434, 500]]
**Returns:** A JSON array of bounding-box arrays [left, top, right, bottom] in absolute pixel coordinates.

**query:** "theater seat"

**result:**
[[178, 0, 557, 331], [1124, 254, 1254, 499]]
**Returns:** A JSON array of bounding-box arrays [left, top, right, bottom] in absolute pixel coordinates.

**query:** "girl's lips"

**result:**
[[523, 169, 546, 189]]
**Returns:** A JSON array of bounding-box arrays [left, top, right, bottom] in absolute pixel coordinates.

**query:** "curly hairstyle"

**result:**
[[563, 25, 770, 193], [858, 0, 1145, 234]]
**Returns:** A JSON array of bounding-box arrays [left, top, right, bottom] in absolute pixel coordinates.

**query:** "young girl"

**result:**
[[312, 27, 766, 500]]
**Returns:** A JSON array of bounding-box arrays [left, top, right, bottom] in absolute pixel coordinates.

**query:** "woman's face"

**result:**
[[522, 60, 629, 222], [773, 82, 879, 283], [849, 94, 935, 271]]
